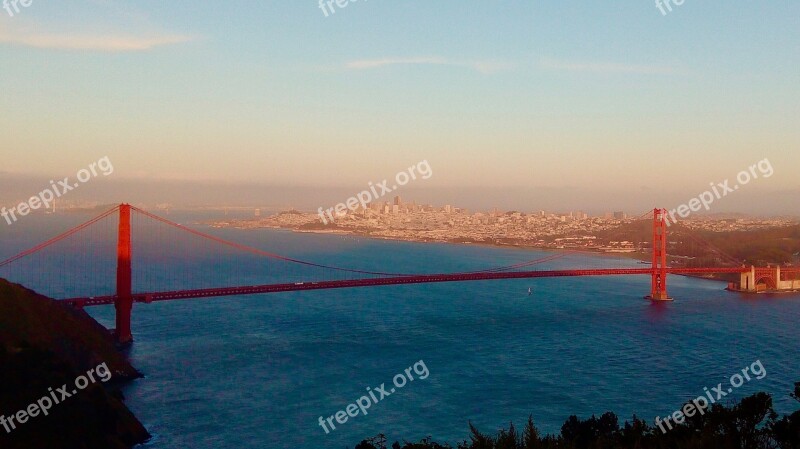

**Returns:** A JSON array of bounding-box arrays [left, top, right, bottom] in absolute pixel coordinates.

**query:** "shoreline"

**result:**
[[213, 223, 752, 287], [207, 220, 799, 294], [0, 279, 150, 448], [216, 222, 648, 260]]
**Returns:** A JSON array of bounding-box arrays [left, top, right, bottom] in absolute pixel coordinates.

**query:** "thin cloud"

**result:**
[[346, 57, 512, 74], [0, 23, 193, 51], [540, 58, 682, 75]]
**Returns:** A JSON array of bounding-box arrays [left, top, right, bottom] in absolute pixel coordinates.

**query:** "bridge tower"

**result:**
[[647, 208, 673, 301], [115, 203, 134, 344]]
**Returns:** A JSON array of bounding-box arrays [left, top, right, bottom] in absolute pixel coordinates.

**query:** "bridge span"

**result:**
[[63, 267, 750, 307], [1, 204, 794, 344]]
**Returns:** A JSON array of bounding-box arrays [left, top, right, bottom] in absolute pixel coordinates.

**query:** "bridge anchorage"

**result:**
[[9, 203, 794, 345]]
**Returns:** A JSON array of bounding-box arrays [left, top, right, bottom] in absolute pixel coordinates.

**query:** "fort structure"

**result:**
[[730, 265, 800, 293]]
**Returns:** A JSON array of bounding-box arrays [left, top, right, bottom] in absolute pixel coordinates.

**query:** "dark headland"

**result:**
[[0, 278, 150, 449]]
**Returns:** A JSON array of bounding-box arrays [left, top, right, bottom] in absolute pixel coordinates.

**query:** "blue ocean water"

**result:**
[[1, 211, 799, 449]]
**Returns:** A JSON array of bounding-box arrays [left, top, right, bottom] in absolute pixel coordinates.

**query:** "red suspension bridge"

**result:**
[[0, 204, 796, 344]]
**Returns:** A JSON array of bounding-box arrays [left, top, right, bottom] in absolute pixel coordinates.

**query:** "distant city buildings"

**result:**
[[216, 201, 650, 253], [211, 201, 796, 258]]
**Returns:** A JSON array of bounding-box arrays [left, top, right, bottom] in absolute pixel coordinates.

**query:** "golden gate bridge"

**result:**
[[0, 204, 795, 344]]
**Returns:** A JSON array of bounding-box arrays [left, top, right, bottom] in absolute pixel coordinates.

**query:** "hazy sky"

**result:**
[[1, 1, 798, 212]]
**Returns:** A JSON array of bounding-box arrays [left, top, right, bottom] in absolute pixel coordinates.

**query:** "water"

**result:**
[[2, 212, 799, 449]]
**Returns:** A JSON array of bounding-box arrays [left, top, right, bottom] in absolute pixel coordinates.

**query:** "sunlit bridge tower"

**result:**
[[115, 204, 134, 344], [647, 208, 673, 301]]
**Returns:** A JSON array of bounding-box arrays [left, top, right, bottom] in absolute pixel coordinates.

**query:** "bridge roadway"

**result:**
[[63, 267, 748, 307]]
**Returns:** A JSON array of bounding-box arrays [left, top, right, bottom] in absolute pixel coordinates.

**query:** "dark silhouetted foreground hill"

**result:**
[[0, 279, 150, 449], [355, 384, 800, 449]]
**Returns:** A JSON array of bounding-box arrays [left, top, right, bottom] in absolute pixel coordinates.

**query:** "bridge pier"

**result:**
[[115, 204, 133, 344]]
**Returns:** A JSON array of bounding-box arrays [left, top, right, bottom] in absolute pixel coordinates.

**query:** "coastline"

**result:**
[[215, 222, 741, 284], [0, 279, 150, 448], [215, 221, 648, 260]]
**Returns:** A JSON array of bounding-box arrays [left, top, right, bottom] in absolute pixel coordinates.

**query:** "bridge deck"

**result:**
[[63, 267, 749, 307]]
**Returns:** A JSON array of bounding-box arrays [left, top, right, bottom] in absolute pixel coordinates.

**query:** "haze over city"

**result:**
[[2, 2, 798, 214]]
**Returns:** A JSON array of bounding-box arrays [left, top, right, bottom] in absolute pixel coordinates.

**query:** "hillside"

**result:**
[[0, 279, 150, 449], [595, 221, 800, 267]]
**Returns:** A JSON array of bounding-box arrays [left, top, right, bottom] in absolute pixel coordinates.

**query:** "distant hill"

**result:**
[[682, 225, 800, 266], [596, 221, 800, 267], [0, 279, 150, 449]]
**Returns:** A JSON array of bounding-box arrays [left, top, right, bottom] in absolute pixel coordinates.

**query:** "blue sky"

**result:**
[[0, 1, 798, 211]]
